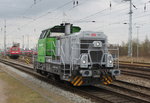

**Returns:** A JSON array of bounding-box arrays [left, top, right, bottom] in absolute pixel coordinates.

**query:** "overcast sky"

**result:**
[[0, 0, 150, 49]]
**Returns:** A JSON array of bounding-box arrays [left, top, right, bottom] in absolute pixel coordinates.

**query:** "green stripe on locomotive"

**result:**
[[38, 39, 46, 63], [46, 38, 56, 56], [37, 24, 81, 63]]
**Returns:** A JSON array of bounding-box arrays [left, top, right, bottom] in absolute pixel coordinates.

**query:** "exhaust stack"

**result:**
[[65, 23, 71, 35]]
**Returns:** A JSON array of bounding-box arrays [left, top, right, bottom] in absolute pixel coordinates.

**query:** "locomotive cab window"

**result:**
[[46, 30, 51, 38], [43, 31, 48, 38], [12, 48, 18, 51], [51, 26, 65, 33], [39, 32, 44, 39], [39, 31, 47, 39]]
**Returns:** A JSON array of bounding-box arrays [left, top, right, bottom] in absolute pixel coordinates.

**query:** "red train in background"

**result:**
[[21, 49, 34, 57], [5, 43, 37, 59], [6, 44, 21, 59]]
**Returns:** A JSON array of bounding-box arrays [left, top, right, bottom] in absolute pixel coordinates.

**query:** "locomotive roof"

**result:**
[[68, 31, 107, 39], [42, 24, 81, 33]]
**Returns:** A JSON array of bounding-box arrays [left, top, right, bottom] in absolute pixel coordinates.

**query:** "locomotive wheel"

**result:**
[[47, 73, 60, 81], [41, 71, 48, 76]]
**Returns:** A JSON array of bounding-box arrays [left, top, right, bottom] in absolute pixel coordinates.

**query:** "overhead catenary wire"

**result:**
[[12, 0, 146, 34], [9, 0, 129, 37], [88, 0, 150, 32], [17, 0, 128, 32], [74, 0, 150, 25], [73, 2, 128, 23], [22, 0, 44, 16], [9, 0, 74, 34], [35, 0, 73, 20], [5, 0, 150, 47], [68, 0, 90, 11]]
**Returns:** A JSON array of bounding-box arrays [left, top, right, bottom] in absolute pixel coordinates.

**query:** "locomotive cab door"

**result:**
[[37, 30, 47, 63]]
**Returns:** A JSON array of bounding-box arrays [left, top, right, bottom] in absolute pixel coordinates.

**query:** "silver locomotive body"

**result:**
[[34, 23, 120, 86], [55, 31, 120, 85]]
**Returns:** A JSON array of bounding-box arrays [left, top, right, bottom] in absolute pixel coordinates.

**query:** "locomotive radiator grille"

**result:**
[[80, 40, 104, 63], [90, 51, 102, 63]]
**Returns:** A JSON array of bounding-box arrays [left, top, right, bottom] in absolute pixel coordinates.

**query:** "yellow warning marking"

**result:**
[[74, 77, 82, 86], [26, 59, 30, 62], [103, 82, 108, 85], [68, 79, 71, 82], [71, 76, 79, 84], [102, 75, 112, 85], [78, 80, 83, 86], [104, 77, 108, 81], [24, 58, 31, 64], [107, 80, 111, 84], [108, 76, 112, 82]]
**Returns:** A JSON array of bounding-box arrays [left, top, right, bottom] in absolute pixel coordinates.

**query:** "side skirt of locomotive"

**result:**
[[34, 61, 115, 86]]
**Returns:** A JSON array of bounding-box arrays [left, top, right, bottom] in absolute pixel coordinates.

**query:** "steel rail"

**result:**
[[122, 70, 150, 80], [120, 61, 150, 65], [115, 80, 150, 90], [120, 65, 150, 72], [119, 62, 150, 68], [108, 84, 150, 102]]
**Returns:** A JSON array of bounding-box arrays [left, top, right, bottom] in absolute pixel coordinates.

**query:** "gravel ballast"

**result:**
[[117, 75, 150, 88], [0, 63, 94, 103]]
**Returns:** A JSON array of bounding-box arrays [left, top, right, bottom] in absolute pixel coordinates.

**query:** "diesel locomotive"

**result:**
[[34, 23, 120, 86], [6, 44, 21, 59]]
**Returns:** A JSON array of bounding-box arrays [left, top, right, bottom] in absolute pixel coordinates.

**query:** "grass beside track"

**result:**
[[0, 70, 50, 103]]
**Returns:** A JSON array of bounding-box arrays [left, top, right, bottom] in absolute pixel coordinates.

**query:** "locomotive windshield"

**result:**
[[11, 48, 19, 51]]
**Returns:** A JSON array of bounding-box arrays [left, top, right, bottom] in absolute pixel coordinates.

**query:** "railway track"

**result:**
[[120, 61, 150, 65], [119, 61, 150, 79], [115, 80, 150, 90], [108, 81, 150, 101], [77, 86, 149, 103], [120, 66, 150, 72], [120, 61, 150, 68], [121, 69, 150, 79], [0, 58, 150, 103]]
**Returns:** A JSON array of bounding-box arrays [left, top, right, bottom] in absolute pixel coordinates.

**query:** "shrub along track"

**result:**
[[0, 58, 150, 103]]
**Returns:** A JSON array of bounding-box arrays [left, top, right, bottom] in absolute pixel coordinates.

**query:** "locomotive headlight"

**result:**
[[93, 41, 102, 47], [96, 42, 100, 46], [109, 60, 113, 64], [106, 54, 114, 68], [80, 54, 88, 68], [108, 56, 113, 64], [82, 60, 86, 64]]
